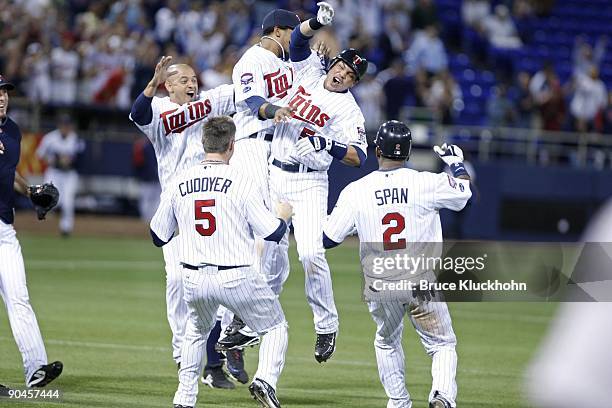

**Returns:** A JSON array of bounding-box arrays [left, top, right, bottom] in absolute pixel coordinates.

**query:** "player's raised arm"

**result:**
[[290, 2, 334, 62], [130, 56, 174, 126], [323, 185, 356, 249], [432, 143, 472, 211]]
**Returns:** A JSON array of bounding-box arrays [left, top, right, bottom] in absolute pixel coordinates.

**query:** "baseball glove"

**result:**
[[29, 183, 60, 220]]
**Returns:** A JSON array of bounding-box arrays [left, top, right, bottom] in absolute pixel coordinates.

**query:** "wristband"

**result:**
[[449, 162, 469, 178], [328, 141, 348, 160], [263, 104, 281, 119], [309, 18, 323, 30]]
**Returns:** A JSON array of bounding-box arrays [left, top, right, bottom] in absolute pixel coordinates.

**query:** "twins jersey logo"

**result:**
[[288, 86, 330, 128], [263, 68, 293, 99], [161, 99, 212, 135]]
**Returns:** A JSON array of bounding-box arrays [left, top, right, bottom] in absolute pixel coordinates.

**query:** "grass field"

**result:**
[[0, 234, 557, 407]]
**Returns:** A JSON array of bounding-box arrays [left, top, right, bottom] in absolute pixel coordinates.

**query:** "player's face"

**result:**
[[166, 67, 198, 105], [278, 27, 293, 56], [0, 88, 8, 118], [324, 61, 358, 93]]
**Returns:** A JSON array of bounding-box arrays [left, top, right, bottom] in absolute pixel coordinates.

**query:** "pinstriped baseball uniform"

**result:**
[[268, 50, 367, 334], [129, 84, 235, 363], [324, 168, 472, 408], [151, 163, 288, 407]]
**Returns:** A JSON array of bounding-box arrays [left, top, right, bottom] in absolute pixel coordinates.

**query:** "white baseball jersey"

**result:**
[[129, 84, 235, 189], [37, 130, 83, 167], [324, 168, 472, 245], [150, 163, 282, 267], [232, 45, 294, 140], [271, 52, 368, 171]]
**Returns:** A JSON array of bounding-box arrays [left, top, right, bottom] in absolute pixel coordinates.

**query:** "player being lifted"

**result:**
[[150, 117, 291, 408], [255, 1, 368, 363], [323, 120, 472, 408], [129, 57, 236, 388]]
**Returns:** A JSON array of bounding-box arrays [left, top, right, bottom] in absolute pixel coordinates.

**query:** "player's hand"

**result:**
[[412, 287, 436, 303], [275, 201, 293, 221], [150, 56, 175, 87], [312, 40, 331, 58], [295, 135, 331, 156], [274, 106, 296, 123], [316, 1, 334, 26], [433, 143, 464, 166], [0, 140, 4, 155]]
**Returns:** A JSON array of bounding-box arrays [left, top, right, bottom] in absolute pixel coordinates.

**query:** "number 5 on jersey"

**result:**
[[195, 199, 216, 236]]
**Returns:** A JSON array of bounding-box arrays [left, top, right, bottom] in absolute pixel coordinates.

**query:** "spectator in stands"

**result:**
[[605, 91, 612, 135], [569, 67, 608, 133], [461, 0, 490, 30], [353, 71, 384, 133], [405, 25, 448, 76], [378, 58, 413, 120], [50, 34, 80, 105], [516, 71, 535, 128], [487, 83, 517, 127], [411, 0, 438, 32], [22, 42, 51, 104], [529, 62, 566, 131], [483, 4, 522, 49], [573, 35, 608, 77], [424, 69, 463, 125], [132, 136, 160, 222], [154, 0, 180, 45]]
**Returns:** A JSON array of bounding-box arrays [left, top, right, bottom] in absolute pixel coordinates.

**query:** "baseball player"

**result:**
[[150, 116, 291, 408], [0, 75, 63, 388], [254, 2, 368, 363], [215, 8, 301, 374], [129, 57, 236, 387], [323, 121, 472, 408], [36, 114, 84, 237]]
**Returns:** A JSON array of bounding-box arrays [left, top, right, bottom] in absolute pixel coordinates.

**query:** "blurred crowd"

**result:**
[[0, 0, 610, 134]]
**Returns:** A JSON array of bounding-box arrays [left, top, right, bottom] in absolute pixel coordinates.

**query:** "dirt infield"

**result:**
[[14, 211, 150, 239]]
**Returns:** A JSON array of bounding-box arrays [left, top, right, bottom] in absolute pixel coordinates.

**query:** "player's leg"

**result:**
[[408, 300, 457, 408], [173, 266, 217, 408], [290, 174, 339, 336], [217, 266, 288, 405], [201, 305, 235, 388], [266, 167, 291, 296], [0, 223, 48, 384], [162, 241, 188, 365], [368, 300, 412, 408], [59, 171, 77, 235]]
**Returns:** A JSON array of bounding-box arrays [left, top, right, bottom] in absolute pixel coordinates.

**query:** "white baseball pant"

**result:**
[[0, 221, 48, 383], [368, 299, 458, 408], [173, 265, 288, 407], [44, 168, 78, 234]]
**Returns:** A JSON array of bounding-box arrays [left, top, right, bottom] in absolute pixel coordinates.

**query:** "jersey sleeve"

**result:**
[[203, 84, 236, 116], [340, 103, 368, 157], [150, 188, 178, 243], [432, 172, 472, 211], [233, 55, 267, 104], [244, 183, 282, 238], [36, 133, 52, 161], [323, 184, 356, 244], [130, 97, 162, 138]]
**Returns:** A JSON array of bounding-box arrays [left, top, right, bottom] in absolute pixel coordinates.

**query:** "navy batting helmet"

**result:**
[[375, 120, 412, 160], [329, 48, 368, 81]]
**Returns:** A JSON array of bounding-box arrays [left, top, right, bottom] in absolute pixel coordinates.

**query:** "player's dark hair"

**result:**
[[263, 27, 275, 36], [202, 116, 236, 153]]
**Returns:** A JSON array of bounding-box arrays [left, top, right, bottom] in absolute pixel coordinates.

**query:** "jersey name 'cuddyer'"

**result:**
[[150, 163, 282, 267], [129, 84, 235, 189]]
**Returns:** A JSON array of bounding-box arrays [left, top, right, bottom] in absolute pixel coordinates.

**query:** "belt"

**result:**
[[249, 132, 273, 142], [182, 263, 241, 271], [271, 158, 316, 173]]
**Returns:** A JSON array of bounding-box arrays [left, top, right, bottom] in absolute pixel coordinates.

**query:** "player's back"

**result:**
[[342, 167, 471, 244], [168, 163, 267, 267]]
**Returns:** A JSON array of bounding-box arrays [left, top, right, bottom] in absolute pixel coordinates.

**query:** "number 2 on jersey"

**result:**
[[382, 212, 406, 250], [195, 199, 216, 236]]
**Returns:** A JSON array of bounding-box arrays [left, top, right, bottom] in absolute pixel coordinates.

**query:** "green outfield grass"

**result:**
[[0, 234, 557, 407]]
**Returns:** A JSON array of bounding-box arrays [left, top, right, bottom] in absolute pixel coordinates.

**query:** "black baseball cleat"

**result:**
[[173, 405, 193, 408], [0, 384, 11, 397], [249, 378, 281, 408], [27, 361, 63, 388], [314, 332, 336, 363], [216, 332, 260, 352], [224, 316, 246, 337], [429, 391, 452, 408], [226, 349, 249, 384], [200, 366, 235, 389]]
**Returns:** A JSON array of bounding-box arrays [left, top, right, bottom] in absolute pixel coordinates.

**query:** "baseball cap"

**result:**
[[0, 75, 15, 90], [262, 9, 300, 32]]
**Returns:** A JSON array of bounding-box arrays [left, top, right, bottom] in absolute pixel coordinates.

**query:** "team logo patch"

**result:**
[[393, 143, 402, 155], [353, 55, 363, 65], [240, 73, 254, 85], [357, 127, 366, 143]]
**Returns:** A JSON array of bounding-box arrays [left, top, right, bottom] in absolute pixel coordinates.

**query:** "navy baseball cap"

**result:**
[[0, 74, 15, 90], [262, 9, 300, 32]]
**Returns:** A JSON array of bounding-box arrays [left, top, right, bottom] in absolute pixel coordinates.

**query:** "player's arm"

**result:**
[[130, 56, 174, 126], [290, 2, 334, 62], [432, 143, 472, 211], [14, 172, 31, 197], [322, 186, 356, 249], [245, 186, 291, 243], [149, 190, 178, 247]]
